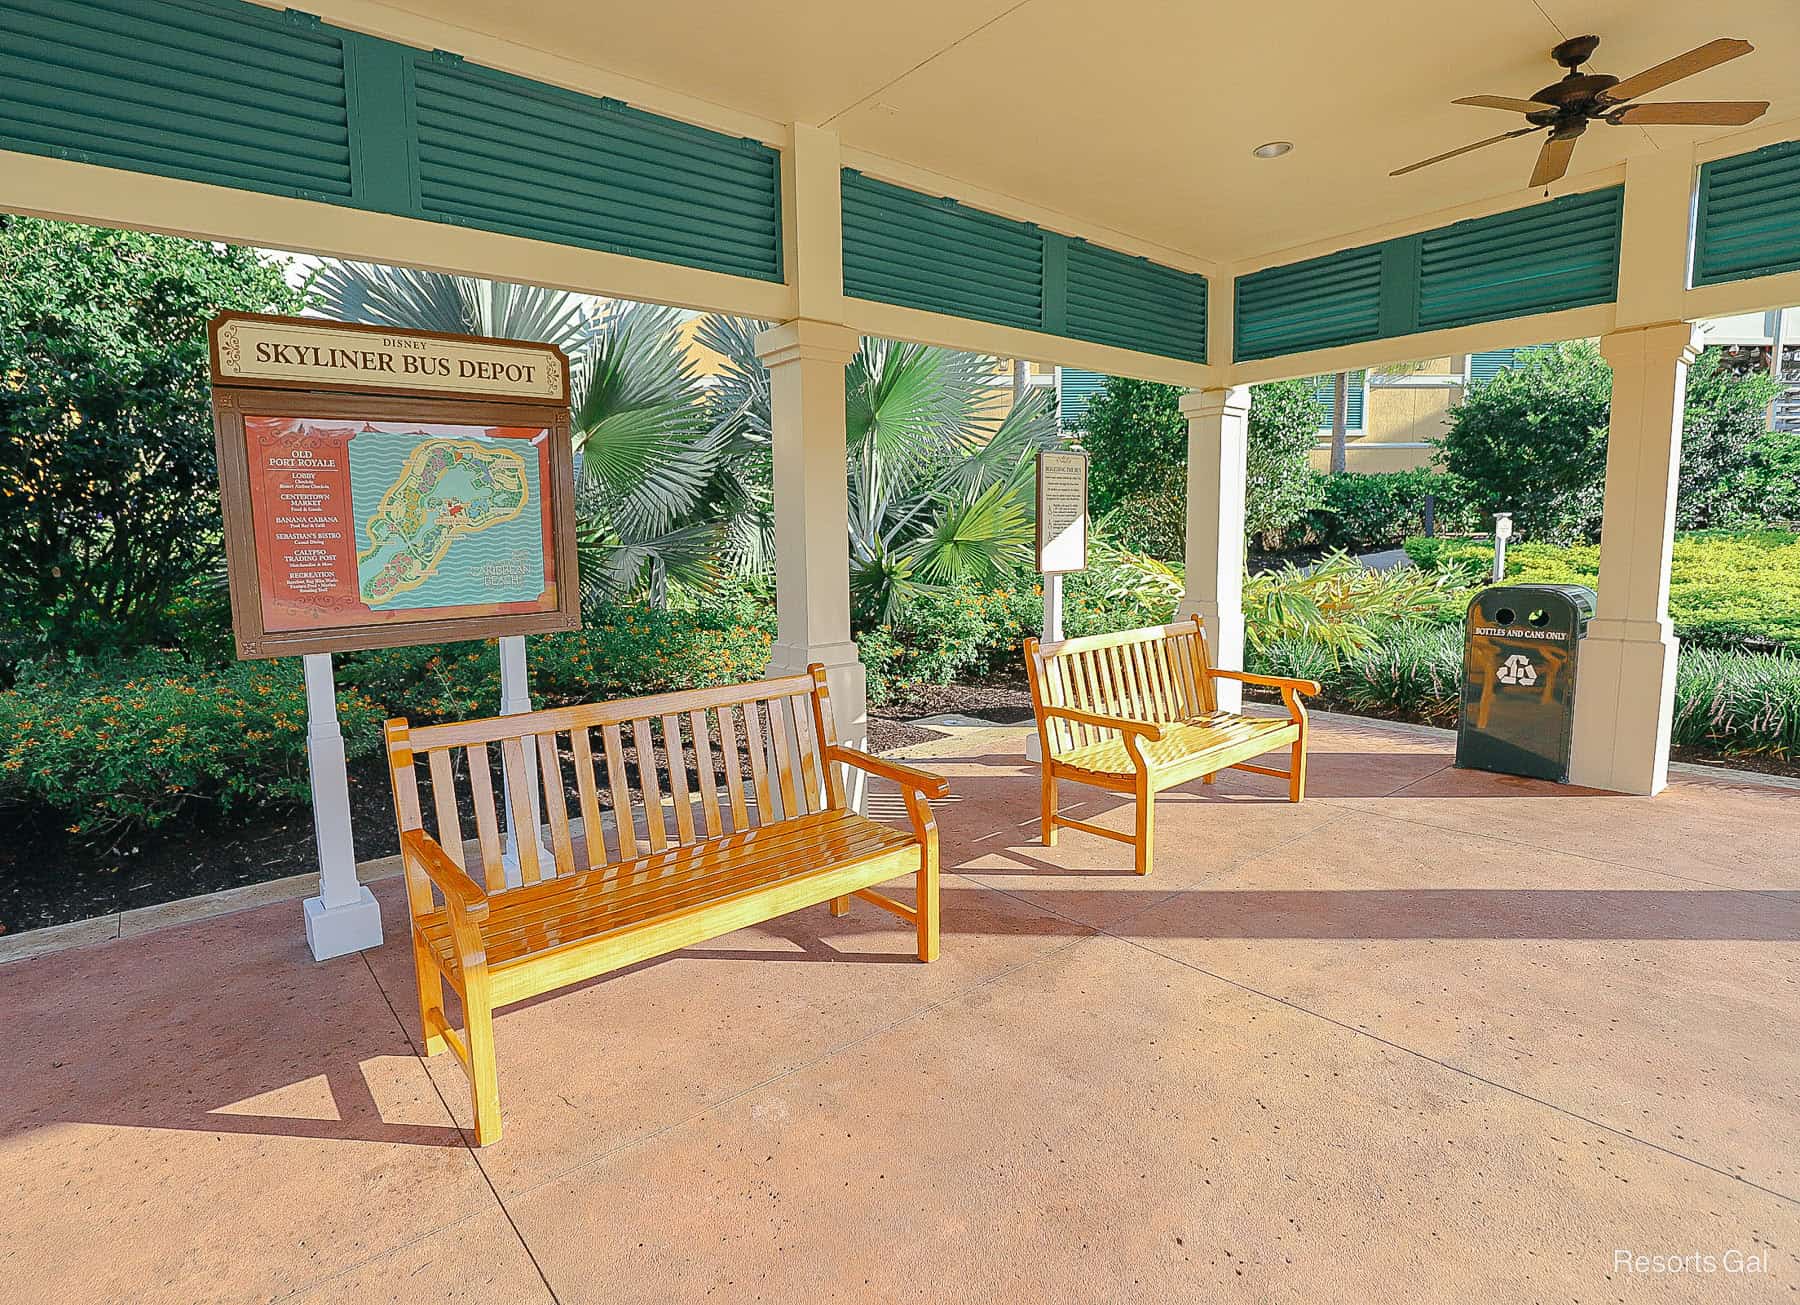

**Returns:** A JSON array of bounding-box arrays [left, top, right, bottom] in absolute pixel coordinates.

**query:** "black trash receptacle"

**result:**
[[1456, 584, 1596, 782]]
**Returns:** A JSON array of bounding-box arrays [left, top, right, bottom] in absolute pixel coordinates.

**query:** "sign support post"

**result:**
[[300, 652, 382, 960], [498, 634, 550, 886], [1026, 450, 1088, 763]]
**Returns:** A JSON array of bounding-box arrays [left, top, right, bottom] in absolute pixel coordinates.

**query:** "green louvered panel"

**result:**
[[1416, 187, 1621, 332], [1693, 140, 1800, 286], [1468, 348, 1520, 385], [1235, 244, 1383, 362], [1063, 241, 1207, 363], [411, 56, 782, 282], [0, 0, 351, 200], [1058, 369, 1108, 429], [1312, 372, 1365, 433], [842, 171, 1044, 331]]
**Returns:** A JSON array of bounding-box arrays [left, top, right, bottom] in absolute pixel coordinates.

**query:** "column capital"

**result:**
[[755, 318, 860, 368], [1599, 320, 1703, 368], [1178, 384, 1252, 421]]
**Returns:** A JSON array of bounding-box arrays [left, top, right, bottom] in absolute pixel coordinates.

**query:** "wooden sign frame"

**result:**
[[1035, 449, 1090, 575], [209, 314, 580, 659]]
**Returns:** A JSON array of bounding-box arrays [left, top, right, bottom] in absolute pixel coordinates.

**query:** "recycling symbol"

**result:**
[[1496, 653, 1538, 686]]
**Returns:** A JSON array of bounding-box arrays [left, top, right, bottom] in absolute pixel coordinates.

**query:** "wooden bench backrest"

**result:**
[[1025, 616, 1218, 754], [384, 667, 844, 920]]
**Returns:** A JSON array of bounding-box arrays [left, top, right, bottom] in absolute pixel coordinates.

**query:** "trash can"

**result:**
[[1456, 583, 1596, 782]]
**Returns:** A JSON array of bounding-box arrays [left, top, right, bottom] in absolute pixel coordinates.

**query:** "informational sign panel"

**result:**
[[1035, 450, 1089, 575], [209, 313, 579, 658]]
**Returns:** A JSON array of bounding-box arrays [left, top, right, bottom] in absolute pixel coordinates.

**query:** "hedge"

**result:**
[[1404, 529, 1800, 651]]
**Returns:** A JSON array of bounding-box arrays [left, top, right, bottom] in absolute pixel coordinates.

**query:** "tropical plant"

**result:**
[[1241, 552, 1468, 660], [703, 322, 1061, 627], [0, 217, 307, 659]]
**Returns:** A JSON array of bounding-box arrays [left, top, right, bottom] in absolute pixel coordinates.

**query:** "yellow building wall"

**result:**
[[1309, 357, 1461, 473]]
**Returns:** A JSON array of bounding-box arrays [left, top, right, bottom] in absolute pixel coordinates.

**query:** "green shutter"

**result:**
[[1063, 241, 1207, 363], [1468, 348, 1519, 385], [0, 0, 352, 201], [1693, 139, 1800, 286], [1312, 373, 1365, 433], [410, 54, 781, 282], [1415, 186, 1621, 331], [1057, 369, 1108, 429], [1235, 244, 1384, 362], [0, 0, 783, 284], [841, 170, 1045, 331]]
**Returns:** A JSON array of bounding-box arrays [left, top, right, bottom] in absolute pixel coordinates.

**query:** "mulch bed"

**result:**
[[3, 678, 1793, 938]]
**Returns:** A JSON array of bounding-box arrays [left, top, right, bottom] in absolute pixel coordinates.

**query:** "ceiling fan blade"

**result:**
[[1609, 100, 1769, 126], [1454, 94, 1557, 114], [1603, 38, 1754, 103], [1391, 127, 1537, 177], [1529, 133, 1578, 188]]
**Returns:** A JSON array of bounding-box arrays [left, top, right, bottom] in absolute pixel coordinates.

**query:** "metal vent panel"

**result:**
[[1064, 241, 1207, 363], [1235, 244, 1384, 361], [1693, 139, 1800, 286]]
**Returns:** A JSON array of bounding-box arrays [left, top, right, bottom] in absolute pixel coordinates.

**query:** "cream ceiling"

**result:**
[[369, 0, 1800, 267]]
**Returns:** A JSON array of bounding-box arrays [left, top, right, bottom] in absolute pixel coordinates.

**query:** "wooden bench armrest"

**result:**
[[826, 746, 951, 799], [400, 829, 490, 921], [1208, 669, 1323, 696], [1039, 705, 1167, 743]]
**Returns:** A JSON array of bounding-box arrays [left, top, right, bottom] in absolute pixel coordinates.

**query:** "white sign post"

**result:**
[[1027, 451, 1089, 762], [300, 652, 382, 960]]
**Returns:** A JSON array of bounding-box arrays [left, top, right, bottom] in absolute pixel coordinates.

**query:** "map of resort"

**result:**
[[355, 438, 530, 606]]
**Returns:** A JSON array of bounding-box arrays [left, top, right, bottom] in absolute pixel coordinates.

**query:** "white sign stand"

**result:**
[[498, 634, 551, 886], [1026, 451, 1087, 764], [300, 652, 383, 961]]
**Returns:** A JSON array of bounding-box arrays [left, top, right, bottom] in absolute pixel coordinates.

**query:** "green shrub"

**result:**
[[0, 654, 384, 841], [1404, 529, 1800, 651], [1305, 470, 1478, 552]]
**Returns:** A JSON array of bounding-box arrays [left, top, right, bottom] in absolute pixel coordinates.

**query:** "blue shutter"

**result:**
[[1312, 372, 1366, 433], [0, 0, 353, 201], [1235, 244, 1384, 361], [1416, 187, 1622, 331], [1063, 242, 1207, 363], [410, 54, 782, 282], [1057, 369, 1108, 429], [1693, 139, 1800, 286], [841, 170, 1045, 331], [1467, 349, 1519, 385]]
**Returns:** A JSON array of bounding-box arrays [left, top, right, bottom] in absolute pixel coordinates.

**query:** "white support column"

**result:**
[[300, 652, 382, 961], [757, 319, 866, 768], [1568, 322, 1701, 795], [1176, 386, 1251, 712], [497, 634, 546, 885]]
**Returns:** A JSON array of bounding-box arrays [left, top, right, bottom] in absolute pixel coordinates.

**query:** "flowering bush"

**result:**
[[0, 654, 385, 841]]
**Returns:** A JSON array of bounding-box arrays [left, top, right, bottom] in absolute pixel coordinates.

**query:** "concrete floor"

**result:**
[[1, 713, 1796, 1303]]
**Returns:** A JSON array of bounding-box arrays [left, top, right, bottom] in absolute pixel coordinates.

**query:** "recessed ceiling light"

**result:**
[[1252, 141, 1294, 159]]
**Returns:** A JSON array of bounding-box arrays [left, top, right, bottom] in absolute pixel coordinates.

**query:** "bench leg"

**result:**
[[828, 894, 852, 917], [412, 936, 447, 1058], [916, 849, 940, 963], [461, 967, 503, 1148], [1040, 773, 1059, 847], [1288, 735, 1307, 803], [1202, 770, 1216, 785], [1134, 782, 1155, 876]]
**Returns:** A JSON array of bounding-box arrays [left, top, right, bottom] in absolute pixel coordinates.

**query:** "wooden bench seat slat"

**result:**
[[466, 743, 506, 891], [537, 732, 576, 876], [570, 728, 605, 872], [689, 709, 724, 840], [1026, 615, 1315, 876], [384, 664, 946, 1147], [602, 722, 636, 860]]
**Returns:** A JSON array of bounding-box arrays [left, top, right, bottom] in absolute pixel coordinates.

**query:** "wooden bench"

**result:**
[[1024, 616, 1320, 875], [383, 665, 948, 1146]]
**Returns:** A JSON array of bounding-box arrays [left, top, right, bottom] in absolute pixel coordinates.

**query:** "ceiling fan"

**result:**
[[1392, 35, 1768, 188]]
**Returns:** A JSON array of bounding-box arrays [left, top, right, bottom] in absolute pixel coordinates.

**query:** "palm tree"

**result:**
[[309, 262, 730, 604], [701, 321, 1061, 626]]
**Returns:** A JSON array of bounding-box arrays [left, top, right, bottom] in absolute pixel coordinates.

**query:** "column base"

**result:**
[[303, 886, 383, 962], [1174, 598, 1246, 712], [1568, 629, 1678, 795]]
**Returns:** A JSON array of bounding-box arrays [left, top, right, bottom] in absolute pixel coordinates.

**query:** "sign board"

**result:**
[[1035, 450, 1089, 575], [209, 313, 580, 658]]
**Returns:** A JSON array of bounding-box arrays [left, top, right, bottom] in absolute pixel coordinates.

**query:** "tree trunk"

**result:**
[[1011, 359, 1028, 411], [1330, 371, 1349, 475]]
